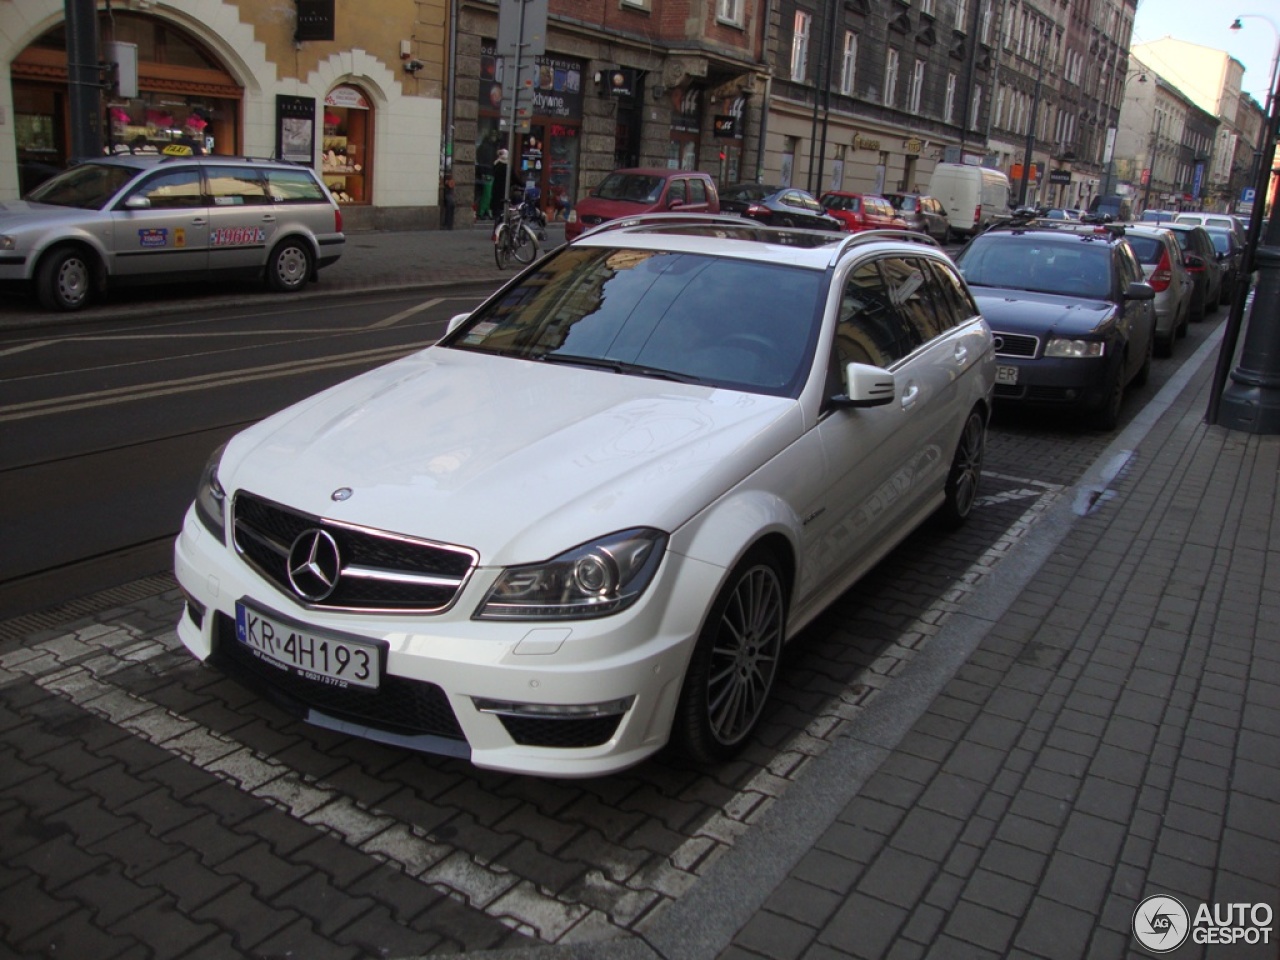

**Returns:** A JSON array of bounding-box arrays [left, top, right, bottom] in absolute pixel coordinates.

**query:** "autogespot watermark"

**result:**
[[1132, 895, 1274, 953]]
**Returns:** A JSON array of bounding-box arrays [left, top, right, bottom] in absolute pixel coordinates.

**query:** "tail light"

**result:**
[[334, 208, 343, 233], [1150, 248, 1172, 292], [746, 204, 768, 218], [974, 204, 982, 225]]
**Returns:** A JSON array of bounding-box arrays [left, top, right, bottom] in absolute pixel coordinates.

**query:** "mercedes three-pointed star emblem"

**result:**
[[286, 529, 342, 602]]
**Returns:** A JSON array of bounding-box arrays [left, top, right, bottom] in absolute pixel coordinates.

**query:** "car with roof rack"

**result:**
[[0, 153, 344, 311], [174, 215, 996, 777], [953, 216, 1157, 430]]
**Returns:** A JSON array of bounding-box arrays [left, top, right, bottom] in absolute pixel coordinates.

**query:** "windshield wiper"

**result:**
[[540, 353, 705, 384]]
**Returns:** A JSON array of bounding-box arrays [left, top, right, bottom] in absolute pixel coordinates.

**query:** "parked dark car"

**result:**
[[1204, 226, 1244, 304], [721, 184, 843, 231], [883, 192, 951, 242], [565, 168, 719, 241], [954, 221, 1156, 430], [1154, 222, 1224, 319], [819, 191, 906, 232], [1085, 194, 1132, 223]]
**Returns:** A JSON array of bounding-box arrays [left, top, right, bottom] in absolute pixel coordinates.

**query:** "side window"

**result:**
[[688, 179, 707, 204], [834, 260, 921, 370], [264, 168, 326, 203], [923, 259, 975, 330], [206, 166, 270, 206], [668, 179, 688, 204], [1117, 244, 1142, 284], [878, 257, 948, 342], [126, 169, 203, 210]]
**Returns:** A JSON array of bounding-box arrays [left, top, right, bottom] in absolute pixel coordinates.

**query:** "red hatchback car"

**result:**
[[819, 192, 907, 232], [566, 168, 720, 241]]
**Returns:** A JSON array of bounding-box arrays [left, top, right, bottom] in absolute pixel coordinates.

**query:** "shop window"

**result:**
[[323, 86, 373, 204]]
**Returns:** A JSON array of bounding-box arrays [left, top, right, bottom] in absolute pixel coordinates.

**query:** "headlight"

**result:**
[[0, 236, 15, 251], [1044, 338, 1105, 358], [194, 442, 228, 543], [476, 528, 667, 620]]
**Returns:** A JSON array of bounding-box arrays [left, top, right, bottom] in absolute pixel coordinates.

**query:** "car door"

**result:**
[[1116, 243, 1155, 381], [205, 164, 279, 274], [108, 166, 209, 279]]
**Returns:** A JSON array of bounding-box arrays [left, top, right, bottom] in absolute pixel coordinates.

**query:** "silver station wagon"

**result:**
[[0, 154, 345, 311]]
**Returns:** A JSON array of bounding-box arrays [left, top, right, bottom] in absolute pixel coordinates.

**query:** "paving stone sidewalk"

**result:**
[[715, 348, 1280, 959]]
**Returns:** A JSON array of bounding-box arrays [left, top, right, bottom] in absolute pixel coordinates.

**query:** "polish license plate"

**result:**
[[235, 602, 381, 690], [996, 365, 1019, 385]]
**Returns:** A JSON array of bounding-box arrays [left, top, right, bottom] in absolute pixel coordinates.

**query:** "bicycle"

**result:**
[[493, 200, 540, 269]]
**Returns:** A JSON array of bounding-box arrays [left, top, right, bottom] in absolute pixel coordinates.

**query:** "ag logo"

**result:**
[[1133, 895, 1190, 953]]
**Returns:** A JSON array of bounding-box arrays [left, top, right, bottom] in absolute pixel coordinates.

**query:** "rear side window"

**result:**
[[835, 261, 921, 368], [265, 168, 327, 203], [668, 179, 688, 204], [878, 257, 957, 342], [207, 166, 270, 206]]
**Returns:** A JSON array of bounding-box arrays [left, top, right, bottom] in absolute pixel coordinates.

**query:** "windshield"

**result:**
[[957, 235, 1113, 299], [821, 195, 861, 212], [594, 174, 665, 203], [446, 246, 824, 397], [25, 163, 139, 209]]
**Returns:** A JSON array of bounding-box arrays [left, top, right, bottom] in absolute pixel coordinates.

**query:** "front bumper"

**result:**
[[173, 506, 722, 777], [992, 354, 1114, 411]]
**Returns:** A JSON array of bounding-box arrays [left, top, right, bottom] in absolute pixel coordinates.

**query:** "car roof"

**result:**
[[85, 154, 306, 171], [571, 215, 944, 269], [605, 168, 712, 179]]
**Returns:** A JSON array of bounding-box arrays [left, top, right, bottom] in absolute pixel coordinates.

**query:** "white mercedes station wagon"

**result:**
[[174, 216, 996, 777]]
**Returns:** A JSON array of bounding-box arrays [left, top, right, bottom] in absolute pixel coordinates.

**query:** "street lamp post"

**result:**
[[1142, 113, 1163, 211], [1211, 13, 1280, 432]]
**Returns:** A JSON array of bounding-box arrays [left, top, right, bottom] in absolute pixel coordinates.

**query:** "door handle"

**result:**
[[191, 217, 207, 226], [261, 214, 277, 222], [901, 383, 920, 409], [954, 344, 968, 364]]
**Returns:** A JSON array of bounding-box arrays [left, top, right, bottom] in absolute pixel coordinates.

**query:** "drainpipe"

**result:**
[[754, 0, 776, 181], [445, 0, 458, 174]]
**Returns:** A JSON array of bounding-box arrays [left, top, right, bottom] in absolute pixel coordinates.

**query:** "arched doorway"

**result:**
[[322, 84, 374, 206], [10, 11, 242, 186]]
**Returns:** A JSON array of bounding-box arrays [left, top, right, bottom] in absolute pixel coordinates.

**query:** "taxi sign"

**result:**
[[162, 143, 194, 156]]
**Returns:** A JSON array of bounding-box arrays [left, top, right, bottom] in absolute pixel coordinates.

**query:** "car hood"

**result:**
[[222, 347, 802, 566], [970, 288, 1116, 337], [0, 200, 94, 231]]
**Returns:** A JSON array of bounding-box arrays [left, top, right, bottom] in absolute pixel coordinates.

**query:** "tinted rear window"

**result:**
[[1125, 236, 1164, 264]]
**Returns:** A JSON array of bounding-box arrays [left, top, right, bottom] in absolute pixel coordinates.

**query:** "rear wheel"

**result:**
[[937, 409, 985, 528], [511, 224, 538, 264], [672, 548, 786, 763], [36, 246, 93, 311], [494, 225, 510, 269], [266, 239, 312, 293]]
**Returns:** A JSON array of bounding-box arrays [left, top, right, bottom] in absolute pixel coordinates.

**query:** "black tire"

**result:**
[[1091, 360, 1125, 431], [1132, 329, 1154, 388], [511, 225, 538, 264], [937, 408, 985, 528], [266, 239, 313, 293], [494, 226, 510, 269], [1191, 285, 1206, 322], [672, 548, 786, 764], [36, 246, 93, 311]]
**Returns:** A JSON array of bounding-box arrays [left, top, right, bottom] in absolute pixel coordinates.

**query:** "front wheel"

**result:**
[[937, 409, 985, 528], [511, 224, 539, 264], [672, 549, 786, 764], [267, 239, 313, 292], [36, 246, 93, 311], [1091, 361, 1125, 431]]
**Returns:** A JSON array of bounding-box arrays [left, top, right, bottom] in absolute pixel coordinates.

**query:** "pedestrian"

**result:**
[[441, 172, 456, 230]]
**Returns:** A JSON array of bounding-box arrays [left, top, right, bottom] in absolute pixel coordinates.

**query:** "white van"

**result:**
[[926, 163, 1011, 238]]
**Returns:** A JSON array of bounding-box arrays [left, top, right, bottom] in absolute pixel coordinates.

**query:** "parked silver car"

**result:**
[[0, 154, 345, 311], [1117, 224, 1192, 356]]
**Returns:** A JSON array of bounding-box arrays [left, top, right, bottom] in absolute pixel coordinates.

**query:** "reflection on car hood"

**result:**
[[971, 288, 1116, 337], [0, 200, 90, 231], [222, 348, 802, 565]]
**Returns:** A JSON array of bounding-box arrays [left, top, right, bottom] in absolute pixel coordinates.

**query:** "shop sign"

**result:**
[[605, 69, 638, 98], [853, 135, 880, 151], [904, 137, 922, 155], [672, 88, 702, 134], [481, 44, 584, 120], [276, 95, 316, 163], [326, 86, 370, 110], [294, 0, 335, 42], [713, 115, 738, 138], [1048, 168, 1072, 185]]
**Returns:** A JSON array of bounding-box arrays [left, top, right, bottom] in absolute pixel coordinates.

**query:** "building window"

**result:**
[[980, 0, 993, 44], [909, 60, 925, 113], [884, 48, 899, 107], [841, 32, 859, 95], [791, 12, 811, 82], [920, 0, 936, 16], [945, 72, 957, 123], [717, 0, 742, 25], [954, 0, 969, 31], [969, 82, 983, 128]]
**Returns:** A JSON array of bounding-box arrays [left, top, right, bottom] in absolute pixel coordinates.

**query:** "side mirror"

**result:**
[[1124, 281, 1155, 301], [446, 312, 470, 335], [124, 195, 151, 210], [668, 197, 685, 209], [831, 362, 895, 408]]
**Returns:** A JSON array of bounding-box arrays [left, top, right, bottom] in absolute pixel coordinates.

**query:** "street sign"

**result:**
[[497, 0, 547, 57]]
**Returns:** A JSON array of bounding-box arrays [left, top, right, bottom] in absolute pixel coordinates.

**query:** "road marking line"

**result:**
[[365, 297, 445, 329]]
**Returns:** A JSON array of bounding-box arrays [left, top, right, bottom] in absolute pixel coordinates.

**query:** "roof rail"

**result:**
[[827, 228, 940, 266], [573, 212, 758, 240]]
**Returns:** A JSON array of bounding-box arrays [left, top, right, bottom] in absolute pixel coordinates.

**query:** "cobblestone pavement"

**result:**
[[1, 229, 1275, 959]]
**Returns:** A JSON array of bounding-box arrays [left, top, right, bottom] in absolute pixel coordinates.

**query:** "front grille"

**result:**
[[497, 713, 623, 748], [211, 613, 465, 742], [233, 492, 477, 612], [993, 332, 1039, 358]]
